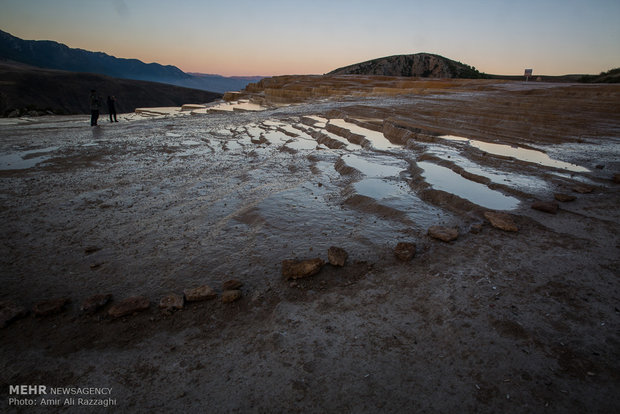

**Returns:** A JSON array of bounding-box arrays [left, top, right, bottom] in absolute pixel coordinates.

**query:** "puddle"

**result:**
[[426, 144, 551, 194], [418, 161, 520, 210], [440, 135, 589, 172], [342, 154, 407, 177], [208, 100, 266, 112], [0, 147, 59, 170], [329, 119, 398, 150], [353, 178, 451, 227], [305, 116, 328, 128]]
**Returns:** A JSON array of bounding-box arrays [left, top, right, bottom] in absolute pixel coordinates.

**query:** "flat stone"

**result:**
[[0, 300, 28, 328], [573, 185, 594, 194], [394, 242, 416, 261], [159, 293, 184, 310], [282, 258, 325, 280], [327, 246, 348, 267], [531, 201, 559, 214], [222, 279, 243, 291], [33, 298, 70, 317], [484, 211, 518, 232], [428, 226, 459, 242], [108, 296, 150, 318], [470, 223, 483, 234], [554, 193, 576, 202], [81, 294, 112, 313], [221, 290, 242, 303], [184, 285, 217, 302]]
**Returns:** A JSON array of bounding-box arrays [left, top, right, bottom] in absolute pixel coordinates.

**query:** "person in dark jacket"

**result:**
[[89, 90, 100, 126], [107, 95, 118, 122]]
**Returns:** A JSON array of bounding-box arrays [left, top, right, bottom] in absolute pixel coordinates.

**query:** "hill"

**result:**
[[328, 53, 486, 78], [0, 61, 222, 117], [0, 30, 262, 93]]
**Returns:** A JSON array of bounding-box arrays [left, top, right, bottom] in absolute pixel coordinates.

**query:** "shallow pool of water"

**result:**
[[329, 119, 398, 150], [0, 147, 60, 170], [342, 154, 407, 177], [418, 161, 520, 210], [440, 135, 589, 172]]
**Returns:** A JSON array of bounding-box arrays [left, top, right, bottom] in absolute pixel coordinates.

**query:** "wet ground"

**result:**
[[1, 80, 619, 413]]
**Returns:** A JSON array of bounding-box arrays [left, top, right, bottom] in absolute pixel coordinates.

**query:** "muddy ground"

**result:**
[[1, 79, 619, 413]]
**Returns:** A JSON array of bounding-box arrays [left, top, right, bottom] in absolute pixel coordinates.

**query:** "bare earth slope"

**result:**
[[1, 76, 619, 413]]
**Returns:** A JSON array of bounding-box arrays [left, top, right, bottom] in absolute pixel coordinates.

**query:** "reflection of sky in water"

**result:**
[[440, 135, 589, 172], [208, 100, 266, 112], [342, 153, 407, 177], [0, 147, 59, 170], [426, 144, 550, 194], [419, 161, 520, 210], [329, 119, 398, 150]]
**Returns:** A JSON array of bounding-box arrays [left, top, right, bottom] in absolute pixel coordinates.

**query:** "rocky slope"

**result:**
[[0, 61, 222, 116], [0, 30, 262, 93], [328, 53, 485, 78]]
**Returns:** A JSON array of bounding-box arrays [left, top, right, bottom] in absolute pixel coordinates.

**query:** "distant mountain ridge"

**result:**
[[329, 53, 486, 78], [0, 60, 222, 117], [0, 30, 263, 93]]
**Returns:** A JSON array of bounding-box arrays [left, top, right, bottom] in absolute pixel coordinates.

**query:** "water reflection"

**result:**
[[440, 135, 589, 172], [418, 161, 520, 210]]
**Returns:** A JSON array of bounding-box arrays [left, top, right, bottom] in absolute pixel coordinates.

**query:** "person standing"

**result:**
[[89, 89, 101, 126], [107, 95, 118, 122]]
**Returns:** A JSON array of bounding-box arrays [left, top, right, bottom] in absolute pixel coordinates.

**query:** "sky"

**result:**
[[1, 0, 618, 77]]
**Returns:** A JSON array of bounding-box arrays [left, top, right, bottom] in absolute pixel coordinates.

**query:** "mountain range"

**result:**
[[0, 30, 263, 93]]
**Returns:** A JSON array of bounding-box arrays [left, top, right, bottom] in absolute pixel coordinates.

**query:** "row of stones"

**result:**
[[0, 279, 244, 328], [0, 193, 586, 329]]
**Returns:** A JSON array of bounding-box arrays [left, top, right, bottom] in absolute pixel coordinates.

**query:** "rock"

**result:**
[[7, 109, 20, 118], [81, 294, 112, 313], [470, 223, 484, 234], [0, 300, 28, 328], [33, 298, 70, 317], [222, 279, 243, 291], [282, 258, 325, 280], [107, 296, 150, 318], [184, 285, 217, 302], [428, 226, 459, 242], [613, 174, 620, 184], [221, 290, 242, 303], [159, 293, 184, 310], [327, 246, 348, 267], [554, 193, 576, 202], [394, 242, 416, 261], [484, 211, 518, 232], [531, 201, 559, 214], [573, 185, 594, 194]]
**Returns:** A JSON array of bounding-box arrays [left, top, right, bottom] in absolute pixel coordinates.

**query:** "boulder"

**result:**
[[394, 242, 416, 261], [0, 300, 28, 328], [428, 226, 459, 242], [184, 285, 217, 302], [327, 246, 348, 267], [108, 296, 150, 318], [531, 201, 559, 214], [221, 290, 242, 303], [282, 258, 325, 280], [81, 294, 112, 313], [159, 294, 184, 310], [554, 193, 576, 202], [222, 279, 243, 291], [33, 298, 70, 317], [484, 211, 518, 232]]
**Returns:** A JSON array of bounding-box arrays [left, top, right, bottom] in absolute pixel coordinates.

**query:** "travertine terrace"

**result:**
[[1, 76, 619, 413]]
